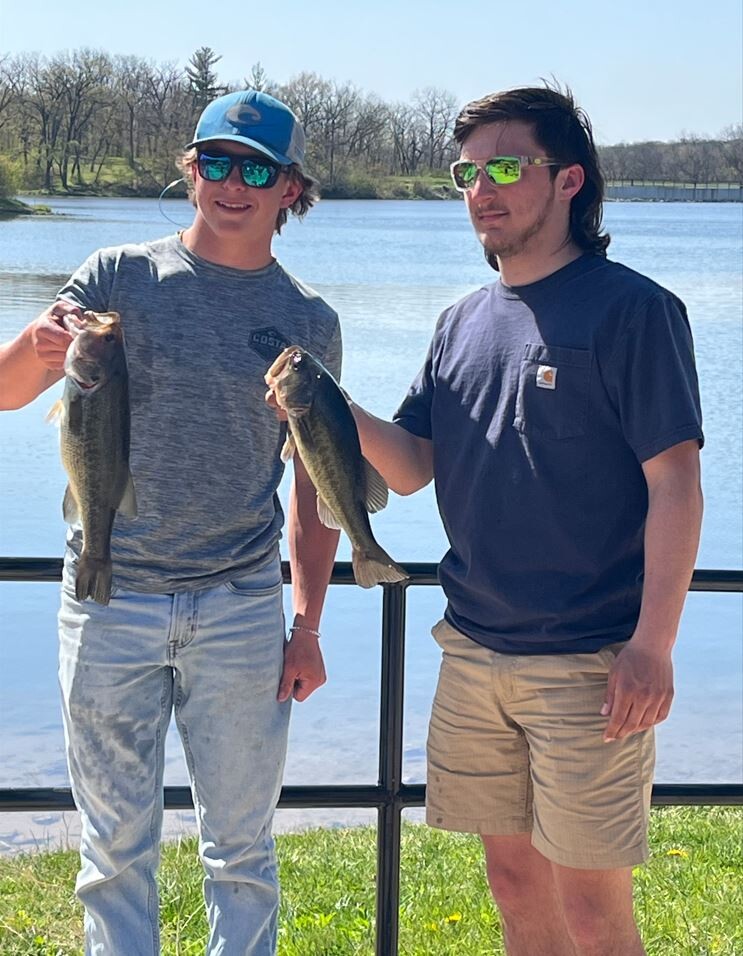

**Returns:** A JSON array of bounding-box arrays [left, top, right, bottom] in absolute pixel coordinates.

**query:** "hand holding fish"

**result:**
[[264, 385, 288, 421], [31, 301, 86, 370]]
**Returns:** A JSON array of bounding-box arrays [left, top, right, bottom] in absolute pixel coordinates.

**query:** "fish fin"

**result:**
[[352, 547, 409, 589], [281, 433, 296, 463], [62, 485, 79, 523], [362, 459, 389, 514], [117, 471, 138, 518], [75, 553, 112, 605], [46, 399, 65, 425], [316, 494, 343, 530]]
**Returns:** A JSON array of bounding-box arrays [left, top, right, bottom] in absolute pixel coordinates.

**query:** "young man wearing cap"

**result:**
[[0, 90, 339, 954], [342, 86, 703, 955]]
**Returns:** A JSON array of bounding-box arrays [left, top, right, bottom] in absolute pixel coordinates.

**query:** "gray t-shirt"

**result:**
[[58, 233, 341, 593]]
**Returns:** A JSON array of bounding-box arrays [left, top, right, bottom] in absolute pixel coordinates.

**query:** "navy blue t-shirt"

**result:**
[[394, 254, 704, 654]]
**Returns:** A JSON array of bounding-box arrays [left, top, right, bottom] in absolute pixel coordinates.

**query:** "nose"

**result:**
[[468, 167, 497, 199], [223, 163, 246, 188]]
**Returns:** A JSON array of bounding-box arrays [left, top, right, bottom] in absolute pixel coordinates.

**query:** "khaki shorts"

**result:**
[[426, 619, 655, 870]]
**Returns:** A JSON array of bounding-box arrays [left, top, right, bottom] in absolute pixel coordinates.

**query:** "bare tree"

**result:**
[[413, 86, 458, 170], [677, 133, 719, 185], [388, 102, 424, 175], [719, 124, 743, 180]]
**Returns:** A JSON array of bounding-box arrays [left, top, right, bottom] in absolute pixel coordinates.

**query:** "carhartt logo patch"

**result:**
[[250, 328, 289, 362], [536, 365, 557, 389]]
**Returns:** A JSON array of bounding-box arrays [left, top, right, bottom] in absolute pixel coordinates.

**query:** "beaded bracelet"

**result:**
[[289, 624, 321, 639]]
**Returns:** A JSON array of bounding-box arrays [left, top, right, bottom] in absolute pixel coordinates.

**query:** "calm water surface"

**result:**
[[0, 198, 741, 851]]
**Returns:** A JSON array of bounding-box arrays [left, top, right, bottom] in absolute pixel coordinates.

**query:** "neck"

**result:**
[[181, 219, 275, 271], [496, 238, 583, 287]]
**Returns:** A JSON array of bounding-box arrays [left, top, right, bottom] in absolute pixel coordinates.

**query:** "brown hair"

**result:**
[[454, 84, 610, 258], [176, 148, 320, 234]]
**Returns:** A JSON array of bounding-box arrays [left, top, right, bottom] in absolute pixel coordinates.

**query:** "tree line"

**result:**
[[0, 47, 740, 198]]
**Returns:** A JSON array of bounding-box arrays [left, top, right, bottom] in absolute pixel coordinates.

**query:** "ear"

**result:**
[[557, 163, 585, 202], [279, 175, 304, 209]]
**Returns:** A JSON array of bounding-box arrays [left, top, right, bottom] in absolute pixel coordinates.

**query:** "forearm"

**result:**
[[288, 457, 340, 630], [350, 403, 433, 496], [0, 327, 61, 410], [634, 445, 703, 652]]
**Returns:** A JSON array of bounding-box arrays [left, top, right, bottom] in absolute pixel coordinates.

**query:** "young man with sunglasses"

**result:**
[[0, 90, 340, 954], [345, 87, 703, 955]]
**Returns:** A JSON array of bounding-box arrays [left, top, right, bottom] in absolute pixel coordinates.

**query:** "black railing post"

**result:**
[[375, 580, 408, 956]]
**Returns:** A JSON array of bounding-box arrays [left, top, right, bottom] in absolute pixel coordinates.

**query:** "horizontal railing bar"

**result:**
[[0, 559, 741, 591], [2, 783, 742, 813]]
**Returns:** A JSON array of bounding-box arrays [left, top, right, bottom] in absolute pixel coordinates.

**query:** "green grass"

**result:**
[[1, 809, 740, 954]]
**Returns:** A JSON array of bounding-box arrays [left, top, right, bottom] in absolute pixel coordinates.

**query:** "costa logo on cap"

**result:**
[[225, 103, 263, 128]]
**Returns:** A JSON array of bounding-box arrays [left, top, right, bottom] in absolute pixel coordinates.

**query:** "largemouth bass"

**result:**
[[266, 346, 407, 589], [49, 311, 136, 604]]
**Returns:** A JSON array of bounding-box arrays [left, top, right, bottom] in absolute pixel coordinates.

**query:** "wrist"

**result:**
[[288, 623, 321, 640]]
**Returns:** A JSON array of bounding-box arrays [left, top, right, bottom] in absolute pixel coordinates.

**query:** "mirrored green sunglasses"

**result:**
[[197, 151, 285, 189], [450, 155, 559, 191]]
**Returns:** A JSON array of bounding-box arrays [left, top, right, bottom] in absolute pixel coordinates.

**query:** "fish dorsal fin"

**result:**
[[46, 399, 65, 425], [117, 472, 138, 518], [363, 458, 389, 514], [62, 485, 79, 523], [316, 494, 342, 530], [281, 432, 296, 463]]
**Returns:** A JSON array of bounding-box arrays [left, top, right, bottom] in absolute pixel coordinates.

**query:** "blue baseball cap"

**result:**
[[186, 89, 305, 166]]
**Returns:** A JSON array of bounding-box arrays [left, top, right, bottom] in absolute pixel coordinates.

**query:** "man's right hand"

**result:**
[[31, 302, 85, 370]]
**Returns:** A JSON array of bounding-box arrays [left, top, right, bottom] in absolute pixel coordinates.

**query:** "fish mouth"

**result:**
[[67, 376, 104, 395], [64, 353, 105, 391], [266, 345, 303, 383]]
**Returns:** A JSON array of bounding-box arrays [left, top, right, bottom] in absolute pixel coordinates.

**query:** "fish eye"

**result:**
[[104, 333, 115, 342], [290, 351, 303, 368]]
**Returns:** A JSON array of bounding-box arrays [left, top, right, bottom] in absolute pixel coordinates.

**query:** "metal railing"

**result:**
[[2, 558, 742, 956]]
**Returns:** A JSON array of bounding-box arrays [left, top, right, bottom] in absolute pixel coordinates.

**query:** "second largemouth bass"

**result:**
[[266, 346, 407, 589]]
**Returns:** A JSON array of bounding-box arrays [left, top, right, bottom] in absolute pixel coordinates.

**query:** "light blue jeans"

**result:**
[[58, 553, 289, 956]]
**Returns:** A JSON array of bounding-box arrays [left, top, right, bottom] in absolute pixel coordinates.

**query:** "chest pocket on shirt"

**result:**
[[513, 344, 591, 440]]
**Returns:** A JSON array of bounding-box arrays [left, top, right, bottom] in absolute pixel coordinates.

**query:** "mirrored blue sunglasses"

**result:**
[[197, 151, 285, 189]]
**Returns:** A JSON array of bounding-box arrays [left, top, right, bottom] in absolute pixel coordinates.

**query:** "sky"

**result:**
[[1, 0, 741, 145]]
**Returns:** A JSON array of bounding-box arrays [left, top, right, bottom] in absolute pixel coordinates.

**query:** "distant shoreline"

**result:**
[[10, 183, 742, 207]]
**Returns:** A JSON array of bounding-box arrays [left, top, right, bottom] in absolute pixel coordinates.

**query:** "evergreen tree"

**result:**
[[185, 47, 224, 112]]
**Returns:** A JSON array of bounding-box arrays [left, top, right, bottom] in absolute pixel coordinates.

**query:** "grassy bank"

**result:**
[[0, 197, 53, 217], [1, 808, 741, 954]]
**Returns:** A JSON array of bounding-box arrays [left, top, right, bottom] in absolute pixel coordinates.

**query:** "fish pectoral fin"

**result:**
[[62, 485, 79, 523], [363, 459, 390, 514], [46, 399, 65, 425], [117, 472, 138, 518], [281, 433, 296, 463], [316, 494, 343, 530]]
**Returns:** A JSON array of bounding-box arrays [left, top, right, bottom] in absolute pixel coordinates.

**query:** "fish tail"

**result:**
[[75, 554, 112, 606], [352, 547, 409, 589]]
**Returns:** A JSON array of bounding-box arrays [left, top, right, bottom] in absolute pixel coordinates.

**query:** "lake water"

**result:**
[[0, 198, 741, 853]]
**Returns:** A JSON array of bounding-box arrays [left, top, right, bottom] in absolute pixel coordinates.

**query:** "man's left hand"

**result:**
[[601, 641, 674, 741], [277, 631, 327, 703]]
